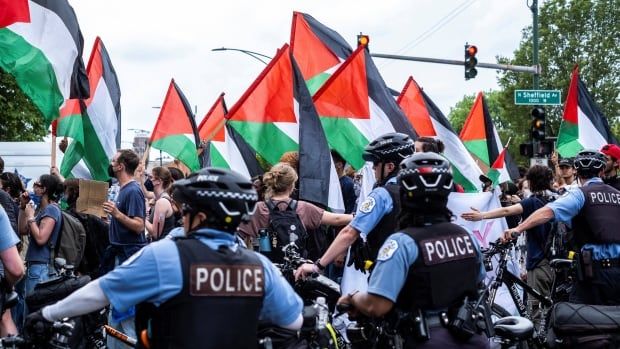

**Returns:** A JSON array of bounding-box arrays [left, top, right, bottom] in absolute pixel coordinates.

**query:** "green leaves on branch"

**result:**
[[0, 68, 47, 141]]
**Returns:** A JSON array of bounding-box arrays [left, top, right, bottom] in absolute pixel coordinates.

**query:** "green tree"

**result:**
[[0, 68, 47, 141], [496, 0, 619, 144]]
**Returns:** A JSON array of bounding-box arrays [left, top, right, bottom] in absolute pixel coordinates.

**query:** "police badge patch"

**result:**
[[359, 196, 376, 213], [377, 239, 398, 261]]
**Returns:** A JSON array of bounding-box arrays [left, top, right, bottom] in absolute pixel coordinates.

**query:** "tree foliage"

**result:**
[[0, 68, 47, 141], [496, 0, 619, 141]]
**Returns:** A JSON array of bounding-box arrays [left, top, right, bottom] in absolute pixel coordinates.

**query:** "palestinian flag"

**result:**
[[150, 80, 200, 172], [197, 93, 263, 179], [397, 77, 482, 192], [488, 147, 507, 187], [460, 92, 519, 184], [290, 11, 415, 146], [56, 37, 121, 181], [227, 44, 344, 212], [0, 0, 89, 125], [290, 11, 352, 94], [556, 66, 617, 157]]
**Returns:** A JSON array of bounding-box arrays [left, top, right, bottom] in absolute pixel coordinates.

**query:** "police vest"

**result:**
[[366, 184, 400, 261], [396, 223, 480, 310], [572, 183, 620, 246], [136, 236, 265, 349]]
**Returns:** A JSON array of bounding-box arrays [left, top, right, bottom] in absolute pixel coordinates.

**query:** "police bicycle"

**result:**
[[483, 239, 576, 348]]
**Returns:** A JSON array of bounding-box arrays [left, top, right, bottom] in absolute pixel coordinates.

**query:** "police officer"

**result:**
[[26, 168, 303, 348], [337, 152, 488, 348], [295, 132, 414, 278], [503, 150, 620, 305]]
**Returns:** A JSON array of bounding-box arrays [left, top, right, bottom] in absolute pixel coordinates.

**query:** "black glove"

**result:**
[[25, 310, 52, 343]]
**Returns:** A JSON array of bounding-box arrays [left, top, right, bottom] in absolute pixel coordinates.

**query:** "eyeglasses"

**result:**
[[33, 182, 42, 188]]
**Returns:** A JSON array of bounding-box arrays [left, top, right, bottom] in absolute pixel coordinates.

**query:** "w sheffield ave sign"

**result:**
[[514, 90, 561, 105]]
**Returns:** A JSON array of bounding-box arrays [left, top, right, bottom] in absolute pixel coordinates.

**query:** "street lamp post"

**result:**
[[211, 47, 272, 65]]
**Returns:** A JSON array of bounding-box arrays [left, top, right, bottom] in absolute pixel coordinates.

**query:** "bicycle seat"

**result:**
[[494, 316, 534, 341], [550, 259, 574, 269]]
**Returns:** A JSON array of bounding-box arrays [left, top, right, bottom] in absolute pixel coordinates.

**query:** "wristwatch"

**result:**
[[314, 259, 326, 271]]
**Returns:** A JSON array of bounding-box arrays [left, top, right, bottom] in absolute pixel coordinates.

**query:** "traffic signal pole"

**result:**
[[369, 53, 540, 75], [531, 0, 540, 89]]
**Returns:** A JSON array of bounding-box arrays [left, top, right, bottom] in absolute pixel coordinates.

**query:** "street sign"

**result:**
[[514, 90, 561, 105], [530, 157, 549, 167]]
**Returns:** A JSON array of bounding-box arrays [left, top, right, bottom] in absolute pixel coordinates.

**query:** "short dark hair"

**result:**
[[525, 165, 553, 192], [417, 137, 445, 153], [167, 167, 185, 181], [0, 156, 4, 173], [38, 174, 63, 201], [331, 150, 346, 166], [116, 149, 140, 175]]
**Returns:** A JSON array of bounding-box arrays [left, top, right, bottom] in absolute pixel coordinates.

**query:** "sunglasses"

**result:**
[[33, 182, 43, 188]]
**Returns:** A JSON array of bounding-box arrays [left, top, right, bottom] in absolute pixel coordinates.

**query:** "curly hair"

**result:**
[[525, 165, 553, 192], [262, 163, 298, 199], [416, 137, 445, 153], [279, 151, 299, 171], [0, 172, 25, 199]]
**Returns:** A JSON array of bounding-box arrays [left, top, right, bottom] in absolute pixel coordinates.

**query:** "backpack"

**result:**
[[51, 211, 87, 267], [264, 200, 308, 262], [71, 212, 110, 278]]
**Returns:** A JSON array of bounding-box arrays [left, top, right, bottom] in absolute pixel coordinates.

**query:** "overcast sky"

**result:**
[[70, 0, 533, 148]]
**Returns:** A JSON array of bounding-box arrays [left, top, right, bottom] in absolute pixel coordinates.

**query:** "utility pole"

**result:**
[[531, 0, 540, 89]]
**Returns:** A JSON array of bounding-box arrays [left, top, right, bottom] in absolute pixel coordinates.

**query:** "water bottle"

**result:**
[[107, 183, 119, 202], [258, 229, 271, 252], [315, 297, 328, 330]]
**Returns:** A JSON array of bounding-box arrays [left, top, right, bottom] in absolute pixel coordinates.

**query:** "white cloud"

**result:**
[[70, 0, 532, 144]]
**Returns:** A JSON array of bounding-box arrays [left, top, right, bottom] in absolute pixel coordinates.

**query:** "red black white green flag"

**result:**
[[227, 44, 343, 212], [290, 12, 416, 154], [459, 92, 519, 184], [0, 0, 89, 125], [197, 93, 263, 179], [397, 77, 482, 192], [150, 80, 200, 172], [556, 66, 617, 157], [55, 37, 120, 181]]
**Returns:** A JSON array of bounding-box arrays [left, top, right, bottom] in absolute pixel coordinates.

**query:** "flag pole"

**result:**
[[51, 135, 57, 168], [142, 144, 151, 167], [202, 118, 227, 144], [505, 137, 512, 148]]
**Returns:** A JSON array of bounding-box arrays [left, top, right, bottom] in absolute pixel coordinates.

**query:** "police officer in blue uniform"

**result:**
[[26, 168, 303, 348], [504, 150, 620, 305], [337, 152, 488, 348], [295, 132, 415, 278]]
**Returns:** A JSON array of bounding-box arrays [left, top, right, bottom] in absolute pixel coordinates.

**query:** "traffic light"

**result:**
[[464, 44, 478, 80], [531, 106, 546, 141], [357, 34, 370, 48]]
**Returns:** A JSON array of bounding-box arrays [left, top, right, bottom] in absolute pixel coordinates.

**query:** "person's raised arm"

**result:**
[[461, 203, 523, 222]]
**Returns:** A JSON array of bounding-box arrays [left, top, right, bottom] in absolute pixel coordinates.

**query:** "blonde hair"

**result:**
[[262, 163, 298, 199]]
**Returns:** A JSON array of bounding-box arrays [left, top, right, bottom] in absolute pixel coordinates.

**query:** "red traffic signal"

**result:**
[[464, 44, 478, 80], [357, 34, 370, 47]]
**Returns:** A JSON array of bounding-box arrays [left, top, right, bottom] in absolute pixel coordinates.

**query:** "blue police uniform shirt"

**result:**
[[367, 229, 486, 304], [0, 206, 19, 252], [26, 203, 61, 263], [109, 181, 146, 246], [98, 228, 303, 327], [547, 177, 620, 260], [350, 177, 396, 237]]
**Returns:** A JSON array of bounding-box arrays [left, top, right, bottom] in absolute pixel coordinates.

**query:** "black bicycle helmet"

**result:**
[[172, 167, 258, 232], [398, 152, 453, 208], [574, 150, 606, 178], [362, 132, 414, 164]]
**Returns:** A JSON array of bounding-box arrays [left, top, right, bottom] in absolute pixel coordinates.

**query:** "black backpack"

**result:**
[[532, 195, 569, 259], [264, 200, 308, 263]]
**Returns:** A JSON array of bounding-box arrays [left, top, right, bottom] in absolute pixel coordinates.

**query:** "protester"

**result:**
[[600, 144, 620, 190], [26, 168, 303, 348], [102, 149, 146, 348], [145, 167, 176, 241], [237, 163, 352, 261], [331, 151, 357, 214], [338, 152, 488, 348], [0, 179, 17, 236], [0, 173, 24, 222]]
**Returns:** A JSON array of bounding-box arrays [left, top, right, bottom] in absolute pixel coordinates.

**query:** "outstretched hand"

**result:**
[[461, 207, 483, 221]]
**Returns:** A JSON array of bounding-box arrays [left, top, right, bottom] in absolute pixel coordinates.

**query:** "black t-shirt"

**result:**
[[520, 195, 553, 270]]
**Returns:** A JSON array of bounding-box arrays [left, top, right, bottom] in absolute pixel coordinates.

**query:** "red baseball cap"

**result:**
[[600, 144, 620, 160]]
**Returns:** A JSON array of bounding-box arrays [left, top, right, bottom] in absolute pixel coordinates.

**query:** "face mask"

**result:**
[[107, 164, 116, 178]]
